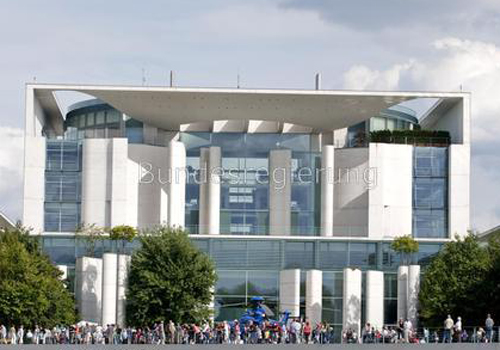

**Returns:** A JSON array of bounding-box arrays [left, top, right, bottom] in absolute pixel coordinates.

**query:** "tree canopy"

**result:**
[[391, 235, 419, 265], [126, 226, 217, 326], [419, 235, 491, 327], [0, 227, 77, 327]]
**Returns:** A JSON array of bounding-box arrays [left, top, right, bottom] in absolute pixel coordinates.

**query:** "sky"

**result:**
[[1, 0, 499, 231]]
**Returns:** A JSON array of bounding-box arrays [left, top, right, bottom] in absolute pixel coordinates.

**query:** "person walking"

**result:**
[[485, 314, 494, 342], [443, 315, 454, 343]]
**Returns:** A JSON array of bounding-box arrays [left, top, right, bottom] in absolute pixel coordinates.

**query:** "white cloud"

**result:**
[[342, 37, 500, 231], [343, 61, 414, 91], [0, 127, 24, 222]]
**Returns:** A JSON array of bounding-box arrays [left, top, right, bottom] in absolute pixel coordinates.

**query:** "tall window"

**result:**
[[44, 141, 82, 232], [180, 132, 319, 235], [412, 147, 448, 238]]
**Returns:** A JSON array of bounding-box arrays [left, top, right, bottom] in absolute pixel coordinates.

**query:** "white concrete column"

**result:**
[[116, 254, 131, 327], [82, 139, 110, 227], [167, 140, 186, 228], [208, 146, 221, 234], [397, 265, 408, 321], [343, 268, 362, 335], [75, 257, 103, 324], [22, 136, 45, 232], [279, 269, 300, 317], [321, 145, 335, 236], [306, 270, 323, 325], [198, 148, 209, 234], [198, 146, 221, 234], [110, 139, 129, 226], [269, 149, 292, 236], [366, 270, 384, 330], [407, 265, 420, 327], [101, 253, 118, 326]]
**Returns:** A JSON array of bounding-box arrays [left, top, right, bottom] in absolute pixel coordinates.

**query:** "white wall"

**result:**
[[306, 270, 323, 326], [101, 253, 118, 326], [23, 136, 46, 232], [128, 144, 169, 228], [365, 270, 384, 329], [199, 146, 220, 234], [343, 268, 362, 335], [449, 144, 470, 238], [426, 97, 470, 145], [116, 254, 131, 327], [167, 141, 187, 228], [81, 139, 129, 227], [334, 148, 369, 237], [321, 145, 335, 236], [279, 269, 300, 317], [75, 257, 102, 324], [407, 265, 420, 327], [368, 143, 413, 239], [397, 266, 408, 321]]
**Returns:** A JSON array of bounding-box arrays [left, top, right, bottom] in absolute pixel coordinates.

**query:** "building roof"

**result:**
[[28, 83, 469, 133]]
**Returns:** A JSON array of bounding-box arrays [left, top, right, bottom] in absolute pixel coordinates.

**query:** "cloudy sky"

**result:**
[[1, 0, 499, 231]]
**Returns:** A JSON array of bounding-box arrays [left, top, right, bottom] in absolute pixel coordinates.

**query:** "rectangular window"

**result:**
[[413, 147, 448, 238], [44, 141, 82, 232], [284, 241, 314, 269]]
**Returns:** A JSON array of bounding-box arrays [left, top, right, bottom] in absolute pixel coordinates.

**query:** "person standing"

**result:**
[[17, 325, 24, 344], [0, 324, 6, 344], [455, 317, 462, 342], [443, 315, 454, 343], [485, 314, 494, 342]]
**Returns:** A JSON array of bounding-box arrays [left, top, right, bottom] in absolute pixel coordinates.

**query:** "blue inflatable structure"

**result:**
[[239, 296, 291, 327]]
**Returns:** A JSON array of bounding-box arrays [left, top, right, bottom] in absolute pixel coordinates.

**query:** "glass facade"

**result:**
[[44, 140, 82, 232], [413, 147, 448, 238], [346, 107, 418, 147], [322, 271, 343, 341], [40, 234, 443, 324], [181, 132, 320, 235]]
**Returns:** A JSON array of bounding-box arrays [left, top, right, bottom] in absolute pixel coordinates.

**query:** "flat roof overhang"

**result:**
[[30, 83, 468, 132]]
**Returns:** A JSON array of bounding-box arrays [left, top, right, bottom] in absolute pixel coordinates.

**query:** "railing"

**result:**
[[185, 225, 369, 237]]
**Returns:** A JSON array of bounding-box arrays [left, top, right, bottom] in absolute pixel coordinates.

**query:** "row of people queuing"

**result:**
[[344, 315, 496, 344], [1, 314, 496, 345], [0, 319, 337, 345]]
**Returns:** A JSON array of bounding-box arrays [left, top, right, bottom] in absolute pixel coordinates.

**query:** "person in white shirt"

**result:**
[[17, 326, 24, 344]]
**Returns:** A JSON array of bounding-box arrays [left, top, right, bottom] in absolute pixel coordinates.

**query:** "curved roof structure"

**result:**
[[29, 83, 468, 134]]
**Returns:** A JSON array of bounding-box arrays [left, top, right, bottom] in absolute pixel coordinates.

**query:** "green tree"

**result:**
[[108, 225, 137, 253], [126, 226, 217, 326], [419, 235, 490, 326], [391, 235, 419, 265], [0, 227, 77, 327], [76, 223, 104, 257]]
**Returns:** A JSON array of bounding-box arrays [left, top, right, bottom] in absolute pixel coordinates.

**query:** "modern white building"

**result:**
[[22, 83, 470, 334]]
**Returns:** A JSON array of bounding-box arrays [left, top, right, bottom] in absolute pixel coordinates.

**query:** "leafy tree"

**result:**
[[0, 227, 77, 327], [126, 226, 217, 326], [391, 235, 419, 265], [76, 223, 104, 257], [108, 225, 137, 253], [419, 235, 491, 326]]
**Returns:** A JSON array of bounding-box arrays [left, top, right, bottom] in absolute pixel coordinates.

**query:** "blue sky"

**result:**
[[1, 0, 500, 231]]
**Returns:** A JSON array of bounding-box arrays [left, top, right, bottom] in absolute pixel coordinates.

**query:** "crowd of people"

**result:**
[[0, 315, 497, 345], [0, 319, 337, 345], [342, 315, 497, 344]]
